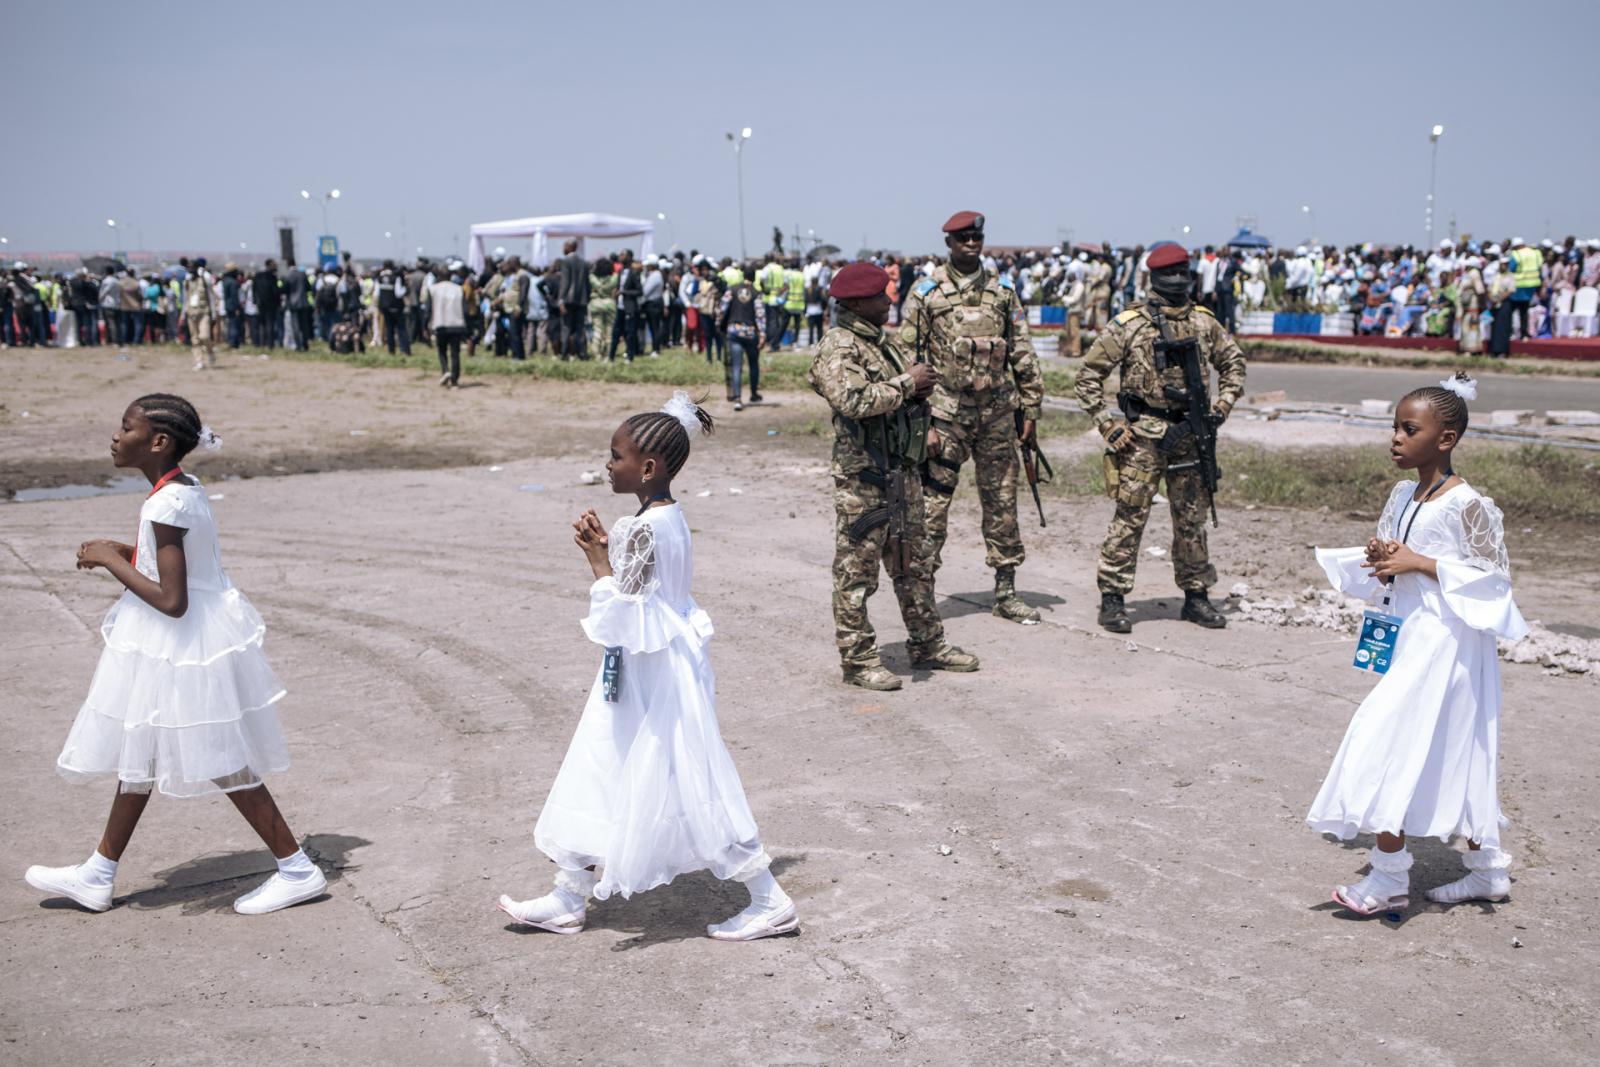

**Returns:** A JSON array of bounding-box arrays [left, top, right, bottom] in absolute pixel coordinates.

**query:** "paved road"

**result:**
[[3, 449, 1595, 1065], [1237, 362, 1600, 413]]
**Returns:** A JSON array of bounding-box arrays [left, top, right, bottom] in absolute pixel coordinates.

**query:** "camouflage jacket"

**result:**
[[809, 307, 924, 476], [899, 264, 1043, 423], [1075, 300, 1246, 440]]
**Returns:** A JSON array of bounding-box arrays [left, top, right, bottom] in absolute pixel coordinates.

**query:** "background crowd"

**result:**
[[7, 232, 1599, 366]]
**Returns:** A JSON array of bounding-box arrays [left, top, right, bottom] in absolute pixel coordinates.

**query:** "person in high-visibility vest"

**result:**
[[1507, 238, 1543, 340], [783, 263, 805, 349], [758, 254, 787, 351]]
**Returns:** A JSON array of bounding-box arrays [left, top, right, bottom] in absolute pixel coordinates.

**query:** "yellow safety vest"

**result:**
[[1512, 248, 1543, 290], [784, 269, 805, 312], [760, 263, 786, 303]]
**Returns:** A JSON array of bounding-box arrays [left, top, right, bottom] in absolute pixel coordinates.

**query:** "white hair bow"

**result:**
[[1439, 374, 1477, 401], [660, 390, 702, 436]]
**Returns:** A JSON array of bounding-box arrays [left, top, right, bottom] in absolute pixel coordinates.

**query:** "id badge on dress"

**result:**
[[1353, 609, 1403, 674], [601, 647, 623, 702]]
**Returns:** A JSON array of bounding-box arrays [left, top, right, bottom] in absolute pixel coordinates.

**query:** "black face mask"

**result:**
[[1151, 269, 1192, 304]]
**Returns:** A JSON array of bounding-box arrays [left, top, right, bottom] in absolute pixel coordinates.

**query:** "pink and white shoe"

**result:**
[[1332, 847, 1412, 915]]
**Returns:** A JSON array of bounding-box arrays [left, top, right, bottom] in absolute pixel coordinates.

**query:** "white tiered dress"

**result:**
[[533, 504, 770, 900], [1307, 480, 1529, 848], [56, 478, 289, 798]]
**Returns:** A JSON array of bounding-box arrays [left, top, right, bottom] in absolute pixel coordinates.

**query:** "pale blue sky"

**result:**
[[4, 0, 1596, 261]]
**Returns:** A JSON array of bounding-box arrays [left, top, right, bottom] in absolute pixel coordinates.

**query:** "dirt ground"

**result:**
[[2, 346, 1596, 1064]]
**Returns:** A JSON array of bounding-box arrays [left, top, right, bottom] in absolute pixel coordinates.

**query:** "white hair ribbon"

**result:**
[[1439, 374, 1477, 401], [660, 390, 702, 436], [198, 424, 224, 452]]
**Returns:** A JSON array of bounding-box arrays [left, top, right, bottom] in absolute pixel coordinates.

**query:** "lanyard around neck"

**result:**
[[1397, 473, 1450, 547], [635, 492, 673, 516]]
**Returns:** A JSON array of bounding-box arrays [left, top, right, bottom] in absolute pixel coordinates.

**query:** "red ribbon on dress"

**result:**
[[129, 466, 184, 568]]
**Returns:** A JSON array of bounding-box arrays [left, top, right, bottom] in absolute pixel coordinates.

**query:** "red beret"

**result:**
[[829, 262, 889, 300], [942, 211, 985, 234], [1146, 243, 1189, 270]]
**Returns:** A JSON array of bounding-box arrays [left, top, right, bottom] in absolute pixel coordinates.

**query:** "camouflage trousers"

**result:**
[[1097, 434, 1216, 595], [831, 470, 944, 669], [921, 398, 1024, 572]]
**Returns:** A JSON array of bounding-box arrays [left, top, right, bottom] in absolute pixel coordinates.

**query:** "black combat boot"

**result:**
[[1097, 592, 1132, 634], [1180, 590, 1227, 628]]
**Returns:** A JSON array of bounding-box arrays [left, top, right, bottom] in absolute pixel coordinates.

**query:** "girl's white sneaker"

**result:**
[[1427, 848, 1512, 904], [24, 863, 113, 912], [233, 868, 328, 915], [707, 900, 799, 941], [1333, 847, 1412, 915]]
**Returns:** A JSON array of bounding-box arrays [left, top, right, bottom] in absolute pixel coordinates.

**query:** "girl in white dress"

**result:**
[[498, 391, 797, 941], [25, 394, 326, 916], [1309, 373, 1529, 914]]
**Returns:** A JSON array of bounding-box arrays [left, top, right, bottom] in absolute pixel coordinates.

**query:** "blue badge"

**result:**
[[1353, 610, 1403, 674], [601, 646, 623, 701]]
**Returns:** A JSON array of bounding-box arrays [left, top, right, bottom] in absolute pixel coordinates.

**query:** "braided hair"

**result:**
[[1401, 372, 1471, 436], [133, 393, 203, 459], [624, 404, 714, 478]]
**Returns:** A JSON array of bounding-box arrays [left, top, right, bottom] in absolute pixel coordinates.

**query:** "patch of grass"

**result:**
[[1040, 439, 1600, 523]]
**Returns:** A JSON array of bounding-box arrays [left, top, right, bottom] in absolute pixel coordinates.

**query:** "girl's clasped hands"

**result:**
[[1361, 537, 1428, 579]]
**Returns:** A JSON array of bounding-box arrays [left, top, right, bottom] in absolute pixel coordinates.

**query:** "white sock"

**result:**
[[275, 849, 318, 881], [741, 869, 789, 910], [82, 851, 118, 888]]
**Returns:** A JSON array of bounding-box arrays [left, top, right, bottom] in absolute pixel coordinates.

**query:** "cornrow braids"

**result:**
[[1401, 383, 1470, 436], [624, 405, 715, 478], [133, 393, 203, 459]]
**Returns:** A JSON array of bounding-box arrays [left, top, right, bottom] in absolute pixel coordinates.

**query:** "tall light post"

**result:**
[[299, 188, 341, 233], [656, 211, 677, 252], [1426, 125, 1443, 248], [1301, 204, 1318, 246], [724, 127, 752, 260]]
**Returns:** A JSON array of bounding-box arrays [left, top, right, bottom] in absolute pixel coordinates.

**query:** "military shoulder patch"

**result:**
[[997, 275, 1015, 290], [1113, 308, 1144, 325], [1193, 304, 1216, 318], [913, 278, 936, 297]]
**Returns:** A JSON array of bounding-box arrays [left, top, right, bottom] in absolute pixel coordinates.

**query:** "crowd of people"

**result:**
[[7, 232, 1598, 368]]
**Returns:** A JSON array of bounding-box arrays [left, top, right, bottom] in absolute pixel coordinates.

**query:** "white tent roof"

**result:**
[[466, 211, 655, 270]]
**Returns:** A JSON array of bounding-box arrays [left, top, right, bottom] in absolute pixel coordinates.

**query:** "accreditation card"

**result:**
[[601, 647, 623, 702], [1353, 610, 1403, 674]]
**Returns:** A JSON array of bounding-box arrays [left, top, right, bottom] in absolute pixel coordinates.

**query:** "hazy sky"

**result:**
[[5, 0, 1596, 262]]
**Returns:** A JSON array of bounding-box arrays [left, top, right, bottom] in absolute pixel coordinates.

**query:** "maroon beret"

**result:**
[[942, 210, 985, 234], [1146, 243, 1189, 270], [829, 262, 889, 300]]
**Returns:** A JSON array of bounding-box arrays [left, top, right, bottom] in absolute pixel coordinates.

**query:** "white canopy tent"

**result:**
[[466, 212, 655, 271]]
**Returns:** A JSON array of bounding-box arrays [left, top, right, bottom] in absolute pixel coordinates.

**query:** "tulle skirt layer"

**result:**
[[534, 640, 768, 900], [56, 588, 290, 798]]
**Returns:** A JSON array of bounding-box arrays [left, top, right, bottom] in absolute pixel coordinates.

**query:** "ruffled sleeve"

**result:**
[[143, 485, 194, 529], [580, 516, 709, 654], [1315, 547, 1381, 601], [1435, 494, 1529, 639]]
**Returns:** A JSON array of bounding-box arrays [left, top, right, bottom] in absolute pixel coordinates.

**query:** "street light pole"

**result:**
[[1301, 204, 1317, 246], [300, 188, 341, 234], [725, 128, 751, 260], [1426, 125, 1443, 248]]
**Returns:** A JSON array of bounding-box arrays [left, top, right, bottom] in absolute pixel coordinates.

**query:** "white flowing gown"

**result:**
[[56, 479, 290, 798], [1307, 480, 1528, 848], [533, 504, 770, 900]]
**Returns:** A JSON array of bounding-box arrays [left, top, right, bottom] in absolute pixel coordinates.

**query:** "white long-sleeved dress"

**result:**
[[1307, 480, 1529, 848], [533, 504, 770, 900]]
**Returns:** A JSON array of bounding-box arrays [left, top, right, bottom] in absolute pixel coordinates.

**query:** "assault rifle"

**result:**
[[1149, 303, 1222, 527], [1015, 408, 1053, 527]]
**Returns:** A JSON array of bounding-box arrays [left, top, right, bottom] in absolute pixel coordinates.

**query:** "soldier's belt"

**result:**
[[1117, 393, 1185, 423]]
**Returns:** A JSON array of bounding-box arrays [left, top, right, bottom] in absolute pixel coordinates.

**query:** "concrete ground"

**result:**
[[1, 352, 1596, 1065]]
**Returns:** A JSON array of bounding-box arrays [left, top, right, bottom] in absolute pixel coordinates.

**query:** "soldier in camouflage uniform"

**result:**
[[899, 211, 1046, 624], [809, 262, 979, 691], [1074, 242, 1246, 633]]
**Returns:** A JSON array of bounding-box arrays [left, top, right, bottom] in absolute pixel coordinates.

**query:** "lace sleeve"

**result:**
[[1458, 495, 1511, 576], [1374, 480, 1410, 541], [606, 518, 659, 600]]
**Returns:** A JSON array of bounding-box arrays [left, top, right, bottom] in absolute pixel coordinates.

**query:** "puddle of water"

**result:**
[[11, 475, 150, 503]]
